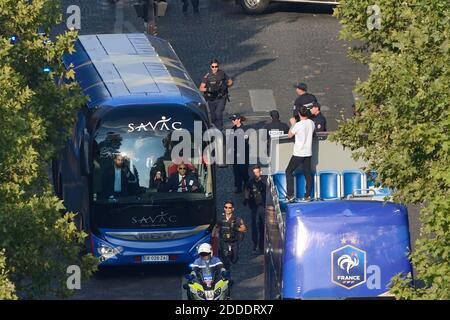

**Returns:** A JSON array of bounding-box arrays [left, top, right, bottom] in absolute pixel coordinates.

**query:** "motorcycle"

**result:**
[[183, 267, 232, 300]]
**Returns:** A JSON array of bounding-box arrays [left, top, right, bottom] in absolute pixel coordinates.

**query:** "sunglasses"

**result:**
[[224, 206, 233, 209], [211, 65, 219, 69], [178, 167, 187, 170]]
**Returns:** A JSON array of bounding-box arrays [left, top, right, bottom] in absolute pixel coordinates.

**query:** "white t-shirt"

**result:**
[[290, 119, 315, 157]]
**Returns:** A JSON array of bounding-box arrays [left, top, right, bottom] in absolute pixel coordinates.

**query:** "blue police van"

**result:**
[[53, 33, 215, 265], [264, 133, 413, 298]]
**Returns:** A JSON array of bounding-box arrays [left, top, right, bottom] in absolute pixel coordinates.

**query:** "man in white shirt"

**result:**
[[286, 106, 315, 202]]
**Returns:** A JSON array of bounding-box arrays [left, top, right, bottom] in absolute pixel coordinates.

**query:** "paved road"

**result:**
[[59, 0, 420, 300]]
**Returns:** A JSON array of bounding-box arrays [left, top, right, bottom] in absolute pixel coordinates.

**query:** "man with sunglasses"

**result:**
[[215, 200, 247, 270], [165, 162, 200, 192], [199, 59, 233, 131]]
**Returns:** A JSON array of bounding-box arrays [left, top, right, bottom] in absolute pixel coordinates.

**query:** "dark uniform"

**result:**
[[311, 113, 327, 132], [203, 70, 230, 131], [216, 214, 245, 270], [231, 124, 250, 192], [293, 93, 319, 120], [182, 0, 199, 12], [263, 120, 290, 154], [245, 176, 267, 251]]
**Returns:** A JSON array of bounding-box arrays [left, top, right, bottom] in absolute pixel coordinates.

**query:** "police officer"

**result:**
[[310, 103, 327, 132], [229, 114, 249, 193], [292, 82, 319, 121], [244, 165, 267, 254], [199, 59, 233, 131], [263, 110, 290, 155], [215, 200, 247, 270], [182, 0, 199, 13]]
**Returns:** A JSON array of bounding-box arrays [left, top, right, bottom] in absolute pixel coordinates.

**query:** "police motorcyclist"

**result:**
[[292, 82, 319, 121], [215, 200, 247, 270], [189, 243, 227, 282], [199, 59, 233, 131], [244, 165, 267, 254]]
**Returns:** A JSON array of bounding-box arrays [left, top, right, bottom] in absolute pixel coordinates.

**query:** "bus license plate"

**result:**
[[142, 255, 169, 262]]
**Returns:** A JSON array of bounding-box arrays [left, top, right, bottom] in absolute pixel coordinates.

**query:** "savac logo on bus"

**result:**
[[331, 244, 382, 290], [127, 116, 182, 132]]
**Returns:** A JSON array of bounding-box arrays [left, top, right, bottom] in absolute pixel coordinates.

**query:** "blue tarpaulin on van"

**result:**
[[282, 200, 412, 299]]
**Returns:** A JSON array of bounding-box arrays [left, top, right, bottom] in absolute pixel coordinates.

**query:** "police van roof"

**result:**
[[64, 33, 205, 108]]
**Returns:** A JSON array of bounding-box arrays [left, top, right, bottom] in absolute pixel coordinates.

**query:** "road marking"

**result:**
[[113, 1, 124, 33], [249, 89, 277, 112]]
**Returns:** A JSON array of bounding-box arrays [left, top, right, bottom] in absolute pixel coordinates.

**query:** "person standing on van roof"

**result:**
[[292, 82, 319, 121], [199, 59, 233, 131], [286, 106, 315, 203]]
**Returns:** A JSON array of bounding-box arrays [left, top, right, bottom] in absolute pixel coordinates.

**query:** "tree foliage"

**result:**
[[0, 250, 16, 300], [0, 0, 97, 299], [333, 0, 450, 299]]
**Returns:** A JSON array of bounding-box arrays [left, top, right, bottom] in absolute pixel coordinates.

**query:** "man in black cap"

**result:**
[[292, 82, 319, 121], [229, 113, 249, 193], [310, 103, 327, 132], [263, 110, 290, 155]]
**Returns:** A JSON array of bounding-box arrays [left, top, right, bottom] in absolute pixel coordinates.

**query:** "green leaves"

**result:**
[[0, 250, 17, 300], [334, 0, 450, 299], [0, 0, 97, 299]]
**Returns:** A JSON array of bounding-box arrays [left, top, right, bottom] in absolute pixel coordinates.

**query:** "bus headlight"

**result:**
[[97, 245, 121, 260]]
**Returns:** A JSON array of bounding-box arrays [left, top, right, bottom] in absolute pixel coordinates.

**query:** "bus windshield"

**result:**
[[91, 106, 213, 204]]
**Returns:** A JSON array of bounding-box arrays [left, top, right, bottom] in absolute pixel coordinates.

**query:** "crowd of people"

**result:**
[[102, 58, 328, 281], [192, 59, 328, 278]]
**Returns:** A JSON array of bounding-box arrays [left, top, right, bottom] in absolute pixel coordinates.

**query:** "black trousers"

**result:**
[[218, 239, 239, 270], [286, 155, 312, 198], [182, 0, 199, 10], [233, 164, 249, 189], [207, 98, 226, 130], [250, 204, 265, 250]]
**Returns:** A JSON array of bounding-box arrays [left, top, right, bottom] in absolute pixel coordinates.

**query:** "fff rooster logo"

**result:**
[[331, 245, 367, 289]]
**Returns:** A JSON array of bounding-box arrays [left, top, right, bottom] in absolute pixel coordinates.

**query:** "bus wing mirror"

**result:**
[[81, 129, 92, 176]]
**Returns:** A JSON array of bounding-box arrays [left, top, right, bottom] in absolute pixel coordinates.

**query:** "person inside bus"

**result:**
[[165, 162, 200, 192], [101, 153, 138, 198]]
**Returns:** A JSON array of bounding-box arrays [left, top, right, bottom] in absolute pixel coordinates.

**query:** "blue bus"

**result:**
[[53, 33, 215, 265], [264, 133, 413, 298]]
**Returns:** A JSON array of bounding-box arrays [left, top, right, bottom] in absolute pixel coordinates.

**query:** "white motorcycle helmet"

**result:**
[[198, 243, 212, 257]]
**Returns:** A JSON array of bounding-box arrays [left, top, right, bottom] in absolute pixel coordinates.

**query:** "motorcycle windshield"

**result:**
[[201, 266, 214, 286]]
